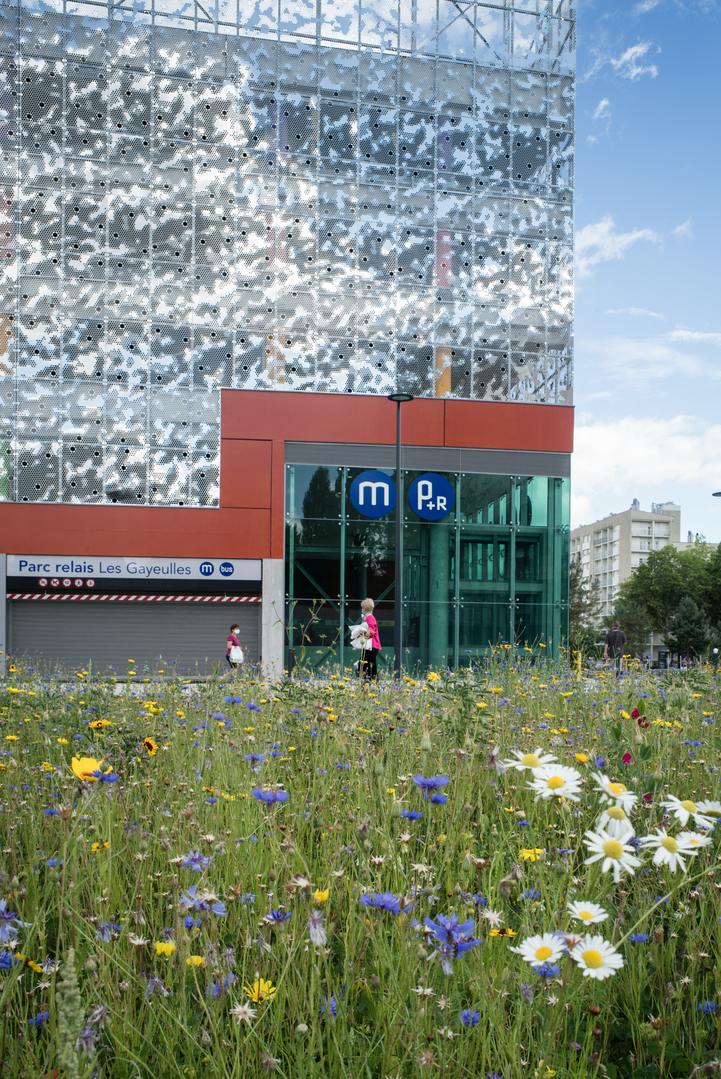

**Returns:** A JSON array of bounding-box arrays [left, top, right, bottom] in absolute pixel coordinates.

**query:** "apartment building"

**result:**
[[570, 500, 681, 620]]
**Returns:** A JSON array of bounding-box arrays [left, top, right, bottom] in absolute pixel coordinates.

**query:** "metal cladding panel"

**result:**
[[10, 599, 260, 673], [0, 0, 574, 508]]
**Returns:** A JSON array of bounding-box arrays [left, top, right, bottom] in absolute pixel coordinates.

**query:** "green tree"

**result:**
[[568, 556, 601, 654], [617, 543, 713, 632], [664, 595, 709, 662], [602, 600, 654, 660], [705, 542, 721, 626]]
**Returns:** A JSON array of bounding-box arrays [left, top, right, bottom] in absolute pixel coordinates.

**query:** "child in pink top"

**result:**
[[359, 598, 381, 681]]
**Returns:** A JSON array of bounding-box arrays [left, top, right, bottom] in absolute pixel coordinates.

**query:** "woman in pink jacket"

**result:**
[[359, 597, 381, 682]]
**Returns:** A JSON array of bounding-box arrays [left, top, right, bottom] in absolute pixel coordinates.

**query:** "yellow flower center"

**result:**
[[661, 836, 678, 853], [521, 753, 541, 768], [579, 910, 594, 921], [689, 838, 700, 846], [680, 799, 696, 813], [582, 949, 604, 970], [602, 840, 624, 860], [547, 776, 565, 790], [535, 946, 553, 961], [705, 809, 721, 818], [607, 782, 627, 795], [606, 806, 627, 820]]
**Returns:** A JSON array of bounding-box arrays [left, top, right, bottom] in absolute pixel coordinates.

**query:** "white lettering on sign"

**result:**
[[358, 480, 390, 507], [416, 479, 433, 511], [8, 555, 262, 581]]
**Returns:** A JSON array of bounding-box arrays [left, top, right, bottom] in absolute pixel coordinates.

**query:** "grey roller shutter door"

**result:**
[[9, 602, 260, 676]]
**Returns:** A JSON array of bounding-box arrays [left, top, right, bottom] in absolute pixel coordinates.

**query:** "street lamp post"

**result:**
[[388, 392, 414, 680]]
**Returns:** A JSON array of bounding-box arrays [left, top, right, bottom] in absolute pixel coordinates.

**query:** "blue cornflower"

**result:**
[[425, 913, 479, 974], [96, 922, 122, 942], [252, 787, 289, 804], [99, 772, 119, 784], [699, 1001, 717, 1015], [535, 962, 560, 979], [291, 708, 303, 714], [244, 752, 267, 764], [44, 808, 60, 816], [593, 756, 607, 769], [264, 910, 293, 923], [0, 951, 13, 970], [0, 900, 20, 943], [430, 793, 448, 805], [359, 892, 402, 914], [472, 894, 487, 907], [628, 933, 648, 944], [412, 774, 450, 799], [336, 762, 350, 770], [246, 703, 262, 712], [460, 1009, 480, 1027], [46, 857, 61, 868], [206, 973, 235, 1000], [181, 850, 212, 872], [184, 916, 202, 930], [320, 994, 338, 1017], [180, 885, 227, 917], [521, 889, 541, 900], [205, 797, 218, 804], [241, 893, 256, 906], [28, 1011, 50, 1026], [402, 809, 423, 820]]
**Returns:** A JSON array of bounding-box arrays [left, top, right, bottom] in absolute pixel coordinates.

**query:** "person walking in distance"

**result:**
[[359, 598, 381, 682], [226, 623, 244, 672], [604, 620, 627, 676]]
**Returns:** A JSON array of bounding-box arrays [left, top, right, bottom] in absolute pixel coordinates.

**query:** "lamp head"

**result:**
[[714, 492, 721, 497], [387, 392, 414, 403]]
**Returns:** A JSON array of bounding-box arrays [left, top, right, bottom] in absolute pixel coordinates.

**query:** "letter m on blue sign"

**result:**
[[349, 470, 396, 519]]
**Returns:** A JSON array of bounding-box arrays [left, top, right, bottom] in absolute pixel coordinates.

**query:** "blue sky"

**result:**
[[573, 0, 721, 540]]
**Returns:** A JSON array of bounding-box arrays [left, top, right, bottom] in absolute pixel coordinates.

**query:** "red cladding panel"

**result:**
[[221, 390, 445, 446], [220, 439, 272, 508], [443, 401, 574, 453], [0, 505, 271, 559]]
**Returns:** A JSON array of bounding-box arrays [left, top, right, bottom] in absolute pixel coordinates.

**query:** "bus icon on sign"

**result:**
[[349, 470, 396, 519], [219, 561, 235, 577], [199, 561, 215, 576], [408, 473, 455, 522]]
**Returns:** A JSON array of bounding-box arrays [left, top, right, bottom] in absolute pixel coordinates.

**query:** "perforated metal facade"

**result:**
[[0, 0, 574, 507]]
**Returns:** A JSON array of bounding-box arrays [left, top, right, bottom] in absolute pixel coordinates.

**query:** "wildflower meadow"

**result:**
[[2, 653, 721, 1079]]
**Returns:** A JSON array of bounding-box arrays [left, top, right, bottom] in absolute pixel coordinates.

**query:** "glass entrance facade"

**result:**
[[286, 463, 569, 672]]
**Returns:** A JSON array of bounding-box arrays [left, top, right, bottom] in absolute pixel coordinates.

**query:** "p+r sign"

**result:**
[[350, 470, 454, 521]]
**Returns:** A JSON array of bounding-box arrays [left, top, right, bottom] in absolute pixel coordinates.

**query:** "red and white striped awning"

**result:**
[[7, 593, 261, 603]]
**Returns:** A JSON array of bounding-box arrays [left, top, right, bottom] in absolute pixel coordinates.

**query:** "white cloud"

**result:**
[[580, 334, 721, 385], [607, 307, 665, 319], [667, 329, 721, 346], [635, 0, 661, 12], [593, 97, 611, 121], [572, 414, 721, 528], [586, 41, 659, 82], [576, 215, 661, 277], [672, 218, 693, 239]]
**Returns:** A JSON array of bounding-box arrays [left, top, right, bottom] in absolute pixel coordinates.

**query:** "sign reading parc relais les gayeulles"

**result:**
[[7, 556, 262, 582], [349, 471, 455, 522]]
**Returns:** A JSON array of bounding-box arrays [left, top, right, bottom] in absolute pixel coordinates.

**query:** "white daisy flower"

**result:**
[[661, 795, 715, 829], [597, 805, 634, 838], [510, 932, 565, 969], [693, 800, 721, 823], [570, 935, 624, 980], [527, 764, 583, 802], [583, 827, 642, 882], [566, 900, 608, 926], [640, 828, 697, 873], [677, 830, 713, 850], [503, 748, 558, 773], [592, 773, 638, 813]]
